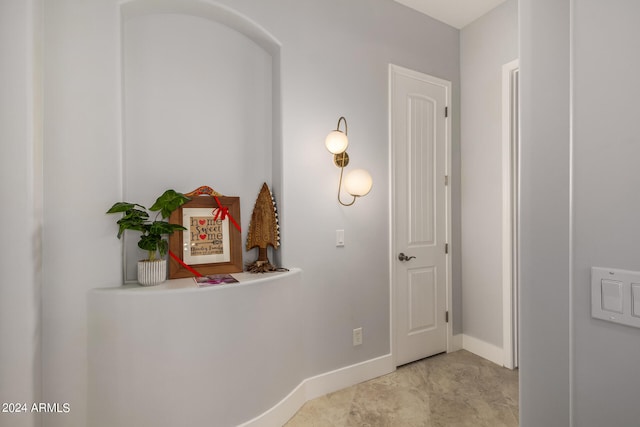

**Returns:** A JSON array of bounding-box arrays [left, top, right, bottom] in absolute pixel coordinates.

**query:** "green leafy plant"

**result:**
[[106, 189, 190, 261]]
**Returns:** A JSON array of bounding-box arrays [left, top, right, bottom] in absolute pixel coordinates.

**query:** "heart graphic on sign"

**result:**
[[199, 234, 207, 240], [199, 219, 206, 225]]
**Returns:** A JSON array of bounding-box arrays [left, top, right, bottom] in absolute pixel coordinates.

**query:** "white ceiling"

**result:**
[[394, 0, 508, 29]]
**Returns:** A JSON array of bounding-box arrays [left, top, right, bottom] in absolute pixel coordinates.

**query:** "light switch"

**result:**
[[592, 267, 640, 329], [336, 229, 345, 247], [632, 284, 640, 318], [601, 279, 623, 313]]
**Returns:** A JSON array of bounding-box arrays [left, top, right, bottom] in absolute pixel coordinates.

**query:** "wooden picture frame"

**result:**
[[168, 195, 242, 278]]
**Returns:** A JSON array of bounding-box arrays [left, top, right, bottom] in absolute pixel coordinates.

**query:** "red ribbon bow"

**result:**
[[212, 196, 241, 233]]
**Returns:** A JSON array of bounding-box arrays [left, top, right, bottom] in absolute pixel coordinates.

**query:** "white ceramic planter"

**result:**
[[137, 259, 167, 286]]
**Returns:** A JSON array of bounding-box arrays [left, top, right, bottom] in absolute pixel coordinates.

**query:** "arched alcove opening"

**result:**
[[119, 0, 282, 282]]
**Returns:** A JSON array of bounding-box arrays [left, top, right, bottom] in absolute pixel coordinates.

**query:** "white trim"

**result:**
[[388, 64, 396, 369], [444, 68, 453, 355], [502, 59, 519, 370], [462, 334, 504, 367], [388, 64, 453, 366], [304, 353, 394, 400], [238, 354, 394, 427], [568, 2, 575, 424]]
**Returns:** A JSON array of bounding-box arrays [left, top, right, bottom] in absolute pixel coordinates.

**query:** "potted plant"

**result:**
[[107, 189, 190, 286]]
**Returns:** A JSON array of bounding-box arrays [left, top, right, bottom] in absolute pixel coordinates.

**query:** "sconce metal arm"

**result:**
[[337, 158, 356, 207], [336, 116, 348, 135]]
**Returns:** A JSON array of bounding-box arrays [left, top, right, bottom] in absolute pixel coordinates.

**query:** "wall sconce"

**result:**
[[325, 116, 373, 206]]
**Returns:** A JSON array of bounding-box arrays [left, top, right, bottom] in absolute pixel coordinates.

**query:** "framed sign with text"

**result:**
[[168, 193, 242, 278]]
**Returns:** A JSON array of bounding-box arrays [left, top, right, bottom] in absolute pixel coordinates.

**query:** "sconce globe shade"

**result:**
[[325, 130, 349, 154], [344, 168, 373, 197]]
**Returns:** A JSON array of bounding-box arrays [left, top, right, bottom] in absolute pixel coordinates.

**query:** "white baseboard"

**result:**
[[462, 334, 504, 366], [239, 354, 395, 427], [238, 381, 307, 427], [304, 353, 395, 400], [240, 336, 505, 427]]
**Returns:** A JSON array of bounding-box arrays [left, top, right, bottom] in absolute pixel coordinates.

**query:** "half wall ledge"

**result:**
[[88, 268, 305, 426]]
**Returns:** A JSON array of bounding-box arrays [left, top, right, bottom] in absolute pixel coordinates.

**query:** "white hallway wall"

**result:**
[[572, 2, 640, 423], [0, 1, 42, 427], [460, 0, 518, 352], [30, 1, 461, 426], [520, 0, 640, 426]]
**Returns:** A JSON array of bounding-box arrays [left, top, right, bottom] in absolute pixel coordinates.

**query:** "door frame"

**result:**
[[502, 59, 519, 369], [389, 64, 453, 366]]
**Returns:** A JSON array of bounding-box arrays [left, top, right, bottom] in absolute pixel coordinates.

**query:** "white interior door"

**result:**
[[391, 65, 450, 366]]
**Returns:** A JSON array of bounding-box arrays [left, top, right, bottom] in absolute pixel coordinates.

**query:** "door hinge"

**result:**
[[445, 243, 449, 254], [445, 106, 449, 118], [444, 175, 449, 186], [445, 311, 449, 323]]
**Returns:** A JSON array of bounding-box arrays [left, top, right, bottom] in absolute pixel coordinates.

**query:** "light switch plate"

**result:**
[[591, 267, 640, 329], [632, 284, 640, 318], [601, 279, 623, 313], [336, 229, 345, 247]]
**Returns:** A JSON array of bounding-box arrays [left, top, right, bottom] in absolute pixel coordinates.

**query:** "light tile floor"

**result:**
[[284, 350, 518, 427]]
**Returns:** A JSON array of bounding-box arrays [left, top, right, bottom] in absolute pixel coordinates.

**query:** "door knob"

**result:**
[[398, 252, 416, 262]]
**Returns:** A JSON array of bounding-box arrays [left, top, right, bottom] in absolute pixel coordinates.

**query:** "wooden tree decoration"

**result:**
[[246, 183, 280, 273]]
